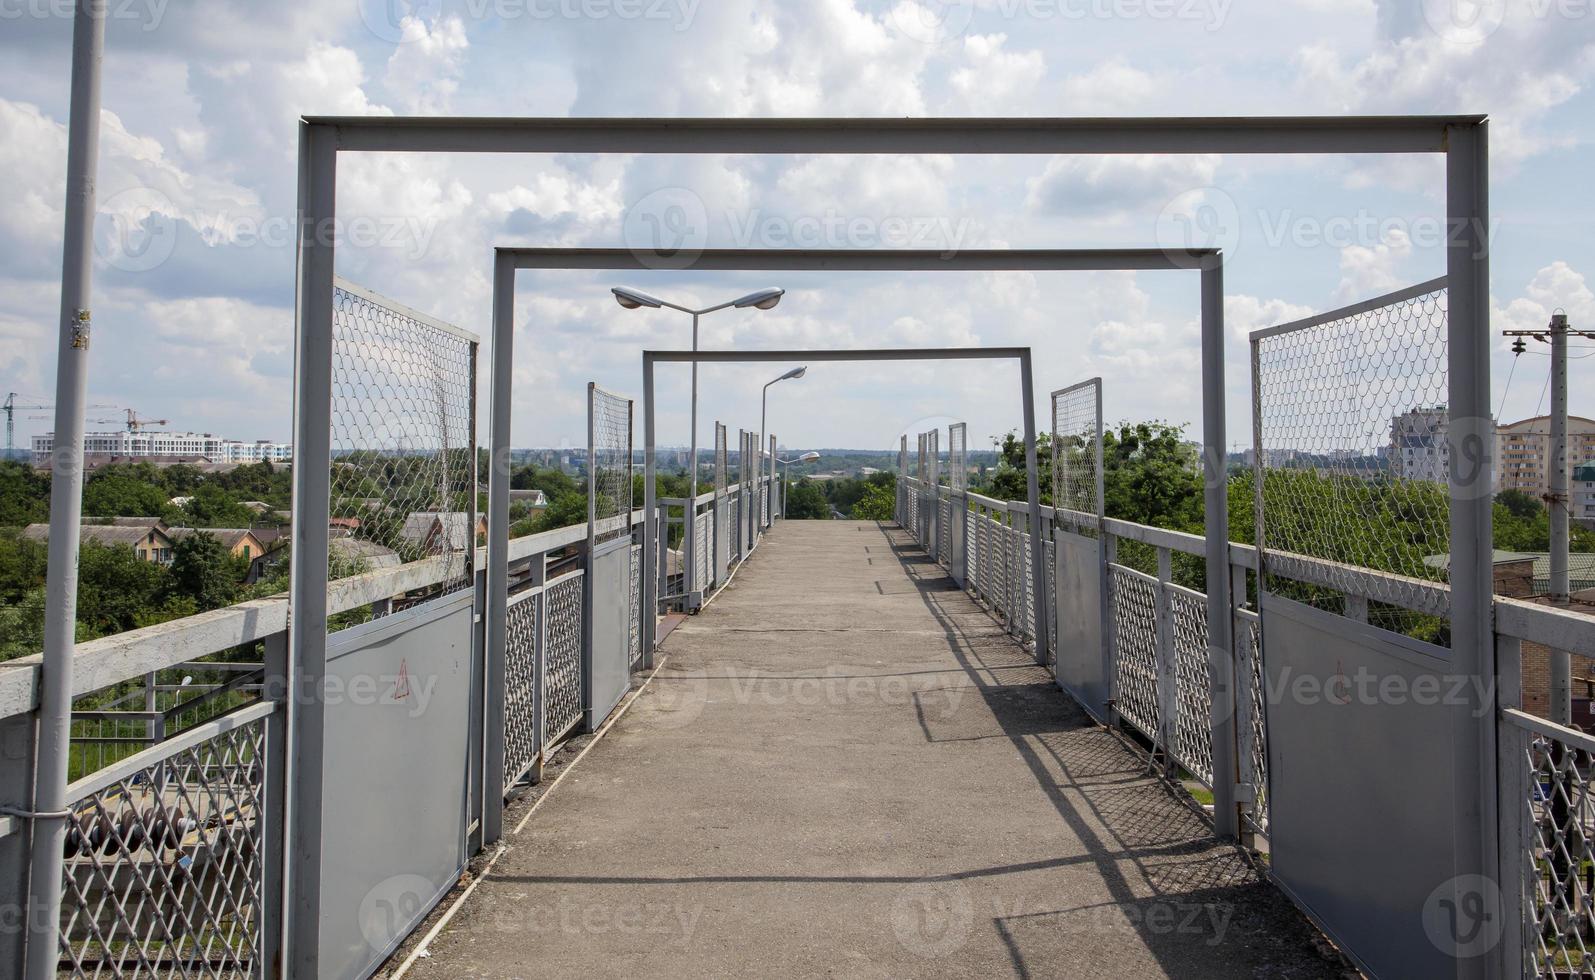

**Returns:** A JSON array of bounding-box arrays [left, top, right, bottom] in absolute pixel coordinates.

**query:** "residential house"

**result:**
[[22, 520, 175, 564], [400, 512, 487, 555]]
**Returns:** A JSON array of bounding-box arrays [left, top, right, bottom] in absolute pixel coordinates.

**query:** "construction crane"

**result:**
[[124, 409, 169, 433], [4, 392, 117, 453]]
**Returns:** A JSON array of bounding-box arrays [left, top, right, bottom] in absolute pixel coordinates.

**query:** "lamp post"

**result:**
[[760, 366, 807, 528], [776, 451, 821, 517], [613, 285, 783, 607]]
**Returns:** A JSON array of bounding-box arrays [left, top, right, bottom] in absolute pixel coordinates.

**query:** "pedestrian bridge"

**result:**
[[13, 272, 1595, 980], [400, 521, 1338, 979]]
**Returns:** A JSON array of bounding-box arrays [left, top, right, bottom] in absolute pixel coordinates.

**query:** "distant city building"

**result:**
[[1390, 407, 1451, 484], [31, 430, 291, 466], [1575, 463, 1595, 526], [1495, 415, 1595, 496]]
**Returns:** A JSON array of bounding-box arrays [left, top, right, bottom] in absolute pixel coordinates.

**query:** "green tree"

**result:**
[[76, 541, 170, 638], [82, 472, 169, 517], [0, 462, 50, 525], [176, 483, 258, 528], [785, 479, 831, 520], [1496, 489, 1543, 521], [852, 482, 897, 521], [167, 532, 245, 611]]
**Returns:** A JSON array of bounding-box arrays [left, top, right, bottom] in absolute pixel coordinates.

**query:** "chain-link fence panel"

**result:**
[[503, 589, 540, 787], [1110, 565, 1161, 743], [629, 543, 643, 668], [1512, 717, 1595, 977], [330, 279, 477, 599], [589, 383, 633, 544], [715, 423, 727, 495], [948, 423, 967, 491], [543, 571, 584, 744], [1051, 378, 1103, 521], [58, 705, 269, 979], [1237, 609, 1270, 835], [928, 429, 940, 487], [1252, 280, 1451, 628], [1170, 585, 1214, 788], [899, 434, 909, 477], [693, 510, 710, 589], [917, 432, 928, 483]]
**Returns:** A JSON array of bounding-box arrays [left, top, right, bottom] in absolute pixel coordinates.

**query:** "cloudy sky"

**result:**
[[1, 0, 1592, 457]]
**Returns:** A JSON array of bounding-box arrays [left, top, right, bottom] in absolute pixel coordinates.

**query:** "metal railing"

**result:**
[[898, 464, 1595, 978], [0, 500, 693, 977]]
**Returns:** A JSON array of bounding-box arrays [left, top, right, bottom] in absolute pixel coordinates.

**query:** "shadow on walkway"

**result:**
[[400, 521, 1344, 980]]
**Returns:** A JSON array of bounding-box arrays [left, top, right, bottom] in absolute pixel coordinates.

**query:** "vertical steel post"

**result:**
[[1446, 120, 1496, 979], [642, 357, 658, 666], [1019, 350, 1050, 666], [1199, 259, 1238, 842], [483, 253, 514, 844], [285, 121, 338, 978], [685, 315, 700, 601], [1549, 314, 1571, 724], [26, 5, 105, 973], [260, 632, 290, 978]]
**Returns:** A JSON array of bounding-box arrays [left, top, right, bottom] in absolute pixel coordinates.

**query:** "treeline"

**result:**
[[0, 529, 275, 662], [784, 472, 897, 520], [0, 458, 292, 529], [974, 421, 1595, 602]]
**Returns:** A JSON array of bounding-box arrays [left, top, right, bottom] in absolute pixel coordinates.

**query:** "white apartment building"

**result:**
[[1390, 407, 1451, 484], [1495, 415, 1595, 496], [32, 430, 292, 465], [1575, 464, 1595, 525]]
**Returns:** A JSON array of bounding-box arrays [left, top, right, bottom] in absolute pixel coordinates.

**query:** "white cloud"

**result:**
[[384, 15, 470, 115], [946, 34, 1046, 112]]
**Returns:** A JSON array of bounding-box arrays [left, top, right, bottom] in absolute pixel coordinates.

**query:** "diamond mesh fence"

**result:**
[[1170, 586, 1214, 788], [928, 429, 940, 487], [544, 571, 584, 743], [1237, 610, 1270, 834], [503, 588, 540, 787], [330, 279, 477, 598], [589, 384, 633, 544], [1110, 566, 1161, 742], [59, 706, 269, 979], [899, 434, 909, 478], [1051, 379, 1103, 521], [629, 543, 643, 668], [917, 433, 928, 483], [1518, 722, 1595, 978], [715, 423, 728, 495], [693, 511, 710, 589], [948, 423, 967, 491], [1252, 280, 1451, 630]]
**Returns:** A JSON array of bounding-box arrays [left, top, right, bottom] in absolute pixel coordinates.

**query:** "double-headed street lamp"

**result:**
[[776, 450, 821, 516], [761, 366, 807, 527], [613, 285, 784, 603]]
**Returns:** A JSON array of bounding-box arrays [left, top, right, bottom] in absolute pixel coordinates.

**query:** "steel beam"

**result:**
[[307, 114, 1472, 155]]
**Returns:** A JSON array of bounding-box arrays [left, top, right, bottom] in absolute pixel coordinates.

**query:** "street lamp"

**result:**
[[761, 366, 807, 527], [612, 285, 784, 602], [776, 450, 821, 516]]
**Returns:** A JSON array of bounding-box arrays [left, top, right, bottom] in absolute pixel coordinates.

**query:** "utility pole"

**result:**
[[1504, 313, 1584, 724], [28, 2, 105, 977]]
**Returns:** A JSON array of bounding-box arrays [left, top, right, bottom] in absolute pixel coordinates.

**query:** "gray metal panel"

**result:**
[[587, 538, 632, 728], [948, 493, 967, 589], [1055, 530, 1108, 724], [319, 591, 474, 980], [714, 501, 729, 585], [1260, 593, 1458, 980]]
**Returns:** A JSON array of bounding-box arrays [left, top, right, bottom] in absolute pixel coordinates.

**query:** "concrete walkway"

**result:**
[[405, 522, 1343, 979]]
